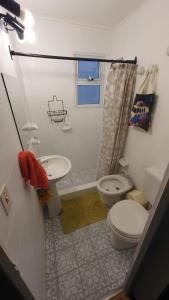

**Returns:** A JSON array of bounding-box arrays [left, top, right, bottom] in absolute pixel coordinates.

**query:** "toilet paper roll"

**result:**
[[127, 190, 148, 208]]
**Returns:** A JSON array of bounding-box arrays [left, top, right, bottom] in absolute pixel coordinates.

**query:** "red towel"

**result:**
[[18, 151, 48, 189]]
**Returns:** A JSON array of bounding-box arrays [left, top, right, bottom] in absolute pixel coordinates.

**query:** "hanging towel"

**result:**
[[18, 151, 48, 189]]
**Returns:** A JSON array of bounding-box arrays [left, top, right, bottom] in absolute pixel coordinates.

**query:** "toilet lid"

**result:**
[[109, 200, 148, 237]]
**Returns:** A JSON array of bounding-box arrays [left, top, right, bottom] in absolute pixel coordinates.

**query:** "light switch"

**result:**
[[0, 185, 11, 215]]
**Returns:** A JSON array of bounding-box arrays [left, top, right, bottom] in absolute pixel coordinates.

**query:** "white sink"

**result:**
[[39, 155, 71, 182], [39, 155, 71, 217]]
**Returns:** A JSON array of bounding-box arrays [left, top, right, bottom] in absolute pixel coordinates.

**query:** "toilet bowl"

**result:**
[[97, 175, 132, 207], [107, 200, 148, 249], [106, 164, 167, 250]]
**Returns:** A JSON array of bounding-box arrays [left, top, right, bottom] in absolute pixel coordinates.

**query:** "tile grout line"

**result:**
[[71, 227, 89, 300], [71, 224, 112, 300], [88, 222, 116, 300], [45, 218, 58, 300], [45, 216, 134, 300], [50, 217, 61, 300], [52, 217, 88, 299], [75, 221, 112, 300], [72, 221, 109, 299]]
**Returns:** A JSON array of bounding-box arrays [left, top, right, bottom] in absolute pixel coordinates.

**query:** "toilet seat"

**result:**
[[108, 200, 148, 238], [108, 214, 140, 240]]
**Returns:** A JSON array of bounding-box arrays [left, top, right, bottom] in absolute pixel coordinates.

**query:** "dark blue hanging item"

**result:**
[[129, 93, 155, 131], [129, 66, 158, 132]]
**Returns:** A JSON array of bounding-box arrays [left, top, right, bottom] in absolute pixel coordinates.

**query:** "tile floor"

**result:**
[[57, 168, 96, 190], [45, 216, 135, 300]]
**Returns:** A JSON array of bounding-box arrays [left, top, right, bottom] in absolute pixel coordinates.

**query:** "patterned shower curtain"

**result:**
[[97, 63, 137, 178]]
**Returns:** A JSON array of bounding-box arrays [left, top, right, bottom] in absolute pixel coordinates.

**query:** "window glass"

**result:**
[[77, 85, 100, 105], [78, 61, 100, 79]]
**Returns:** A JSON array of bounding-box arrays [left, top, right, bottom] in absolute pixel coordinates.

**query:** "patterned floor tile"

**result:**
[[45, 218, 53, 238], [54, 234, 73, 251], [51, 217, 74, 251], [46, 282, 59, 300], [78, 169, 96, 184], [52, 217, 65, 239], [45, 214, 134, 300], [57, 178, 73, 189], [74, 239, 96, 266], [71, 226, 90, 244], [57, 173, 73, 189], [92, 235, 113, 258], [86, 287, 115, 300], [52, 216, 62, 230], [58, 269, 84, 300], [46, 248, 55, 269], [46, 247, 58, 300], [71, 172, 85, 186], [57, 168, 97, 190], [88, 219, 108, 239], [46, 271, 58, 300], [46, 236, 54, 254], [99, 249, 134, 289], [79, 261, 109, 297], [55, 246, 78, 275]]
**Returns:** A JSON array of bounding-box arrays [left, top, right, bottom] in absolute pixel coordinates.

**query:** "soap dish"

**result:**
[[61, 123, 72, 132]]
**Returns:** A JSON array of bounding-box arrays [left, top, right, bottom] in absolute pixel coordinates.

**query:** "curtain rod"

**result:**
[[9, 48, 137, 64]]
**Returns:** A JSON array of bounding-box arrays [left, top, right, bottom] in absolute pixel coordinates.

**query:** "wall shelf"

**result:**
[[47, 95, 67, 124]]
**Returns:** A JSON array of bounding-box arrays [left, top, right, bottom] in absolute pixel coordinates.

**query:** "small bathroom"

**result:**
[[1, 0, 169, 299]]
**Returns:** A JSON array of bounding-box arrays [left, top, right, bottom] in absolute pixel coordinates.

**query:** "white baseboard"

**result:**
[[59, 181, 97, 200]]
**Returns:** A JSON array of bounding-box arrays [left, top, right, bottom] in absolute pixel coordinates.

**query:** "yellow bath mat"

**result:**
[[60, 191, 108, 234]]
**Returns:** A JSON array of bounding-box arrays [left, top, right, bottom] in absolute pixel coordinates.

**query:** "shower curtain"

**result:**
[[97, 63, 137, 178]]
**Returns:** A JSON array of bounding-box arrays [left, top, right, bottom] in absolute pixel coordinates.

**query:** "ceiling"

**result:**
[[19, 0, 146, 29]]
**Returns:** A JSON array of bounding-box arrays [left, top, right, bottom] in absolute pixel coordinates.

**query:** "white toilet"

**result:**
[[97, 174, 132, 207], [106, 164, 166, 250]]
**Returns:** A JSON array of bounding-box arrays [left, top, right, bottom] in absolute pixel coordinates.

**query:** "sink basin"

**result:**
[[39, 155, 71, 182], [38, 155, 71, 217]]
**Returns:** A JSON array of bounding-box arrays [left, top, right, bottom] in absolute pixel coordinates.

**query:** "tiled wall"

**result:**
[[0, 25, 46, 300], [15, 19, 112, 172]]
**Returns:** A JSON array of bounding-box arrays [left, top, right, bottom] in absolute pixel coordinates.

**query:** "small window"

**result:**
[[77, 85, 100, 105], [75, 55, 103, 106], [78, 61, 100, 79]]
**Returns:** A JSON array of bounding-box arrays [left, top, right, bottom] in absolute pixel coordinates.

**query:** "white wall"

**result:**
[[15, 18, 112, 172], [111, 0, 169, 189], [0, 23, 16, 76], [0, 21, 45, 300]]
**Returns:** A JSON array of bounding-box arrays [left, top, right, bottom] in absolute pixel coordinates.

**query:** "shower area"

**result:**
[[8, 50, 136, 193], [4, 13, 139, 197], [9, 52, 107, 191], [25, 71, 102, 190]]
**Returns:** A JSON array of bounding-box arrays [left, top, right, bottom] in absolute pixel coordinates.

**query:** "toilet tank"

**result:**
[[144, 164, 167, 205]]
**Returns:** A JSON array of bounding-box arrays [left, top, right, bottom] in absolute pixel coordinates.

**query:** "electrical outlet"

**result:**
[[0, 185, 11, 215]]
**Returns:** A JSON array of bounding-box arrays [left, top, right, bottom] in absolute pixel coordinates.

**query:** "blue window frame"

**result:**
[[76, 56, 102, 106]]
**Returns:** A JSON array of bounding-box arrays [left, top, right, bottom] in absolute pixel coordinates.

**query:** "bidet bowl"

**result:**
[[97, 174, 132, 207]]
